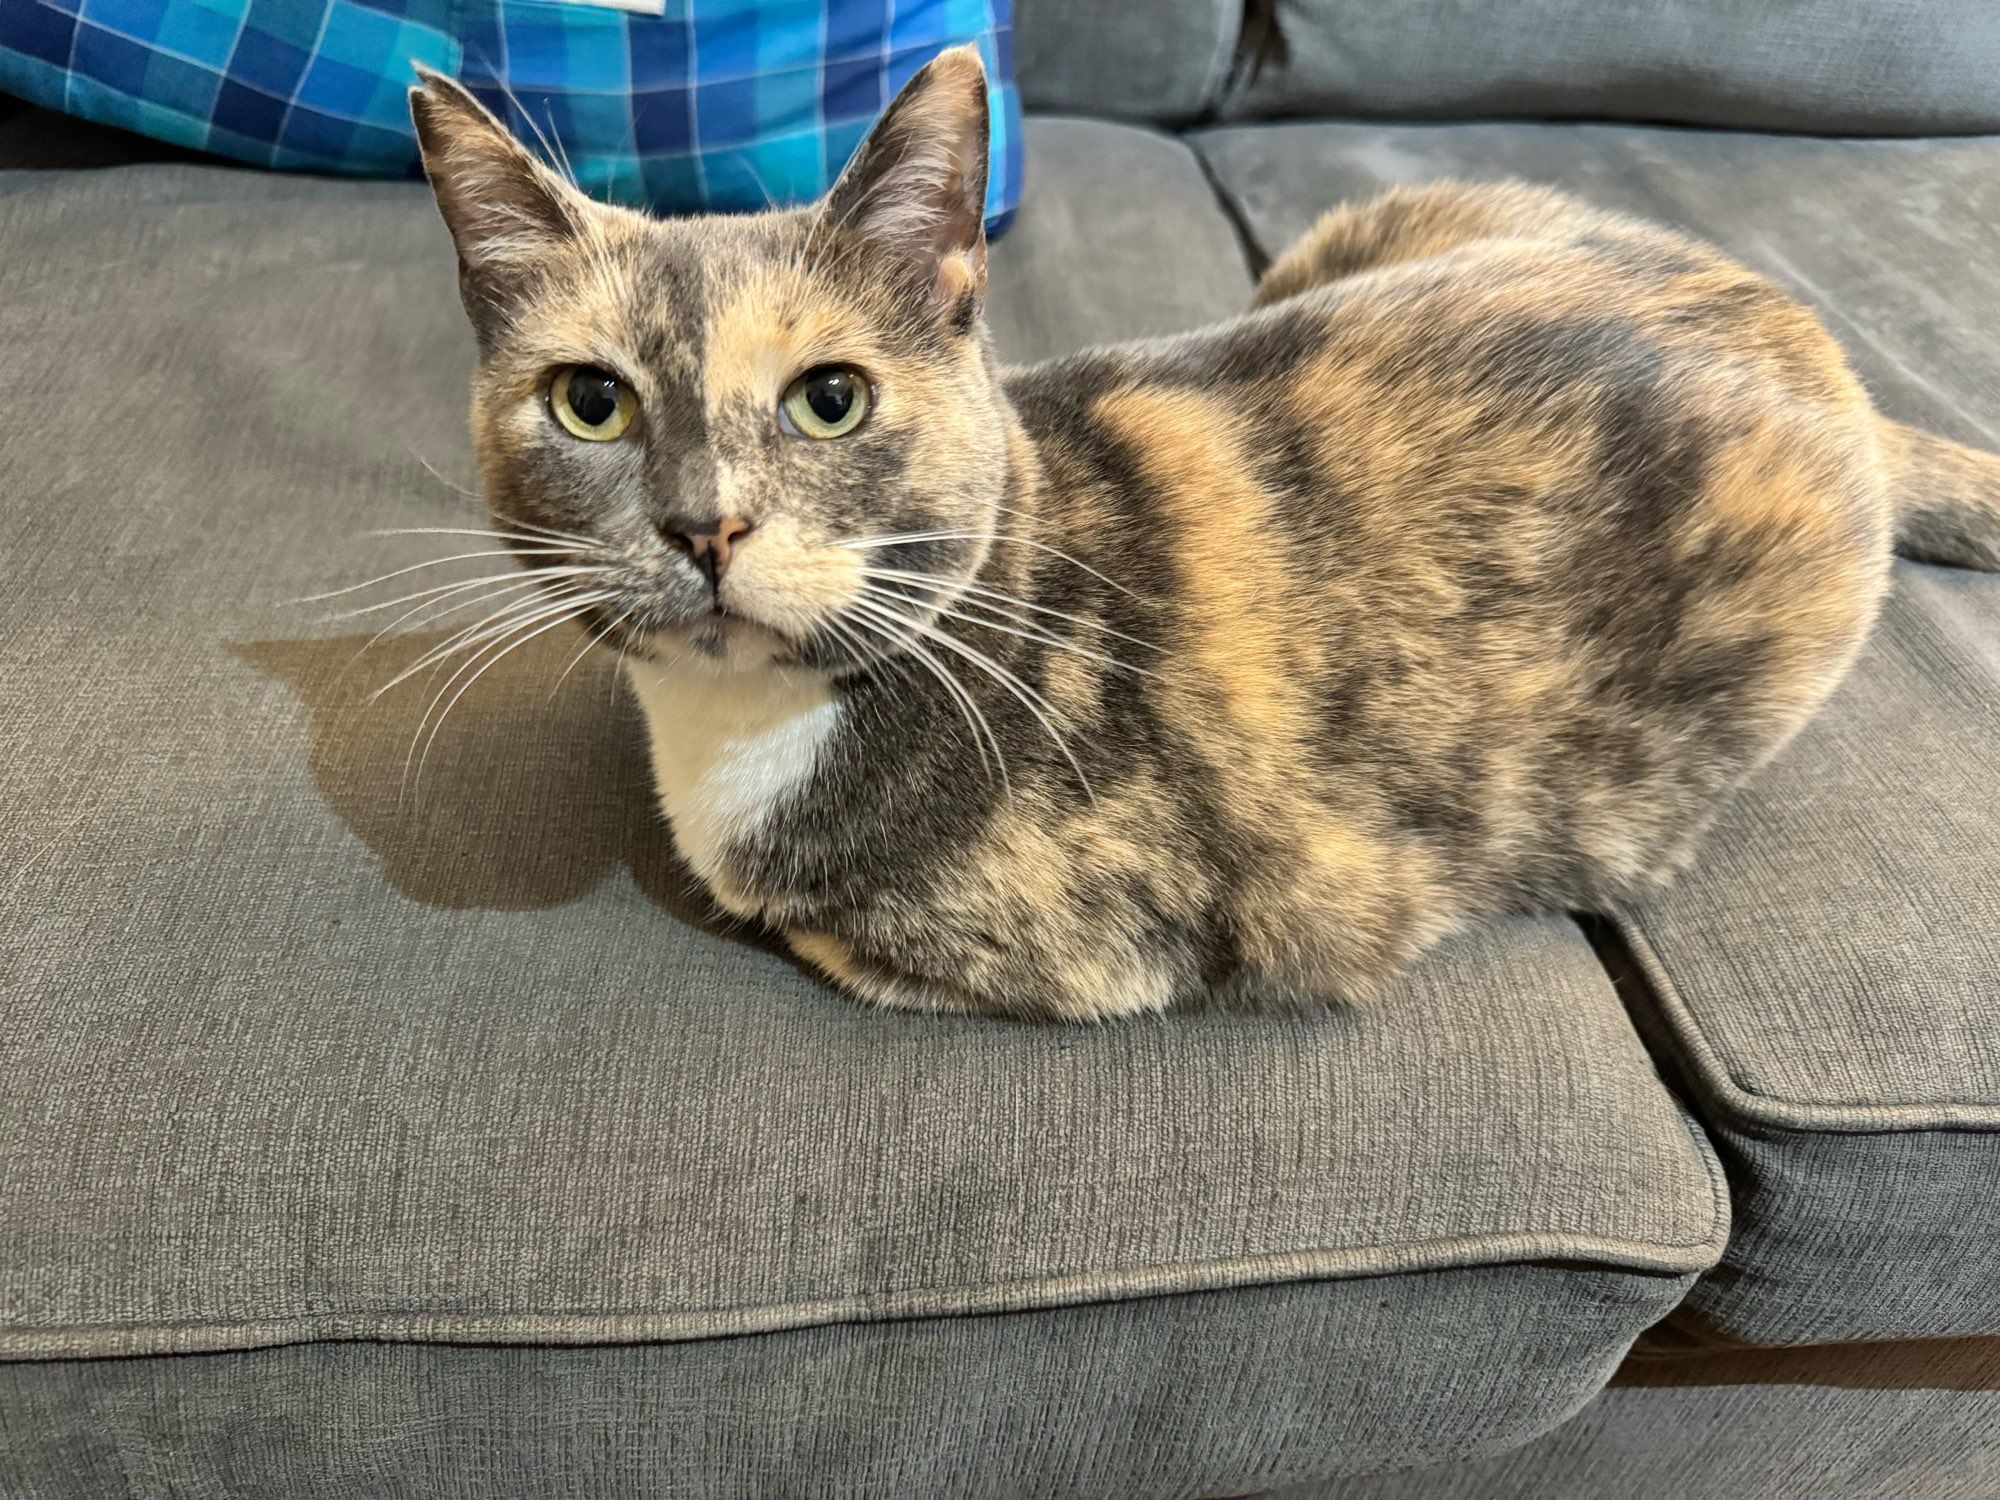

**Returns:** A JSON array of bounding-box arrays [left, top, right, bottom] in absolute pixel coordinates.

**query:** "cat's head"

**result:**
[[410, 48, 1011, 671]]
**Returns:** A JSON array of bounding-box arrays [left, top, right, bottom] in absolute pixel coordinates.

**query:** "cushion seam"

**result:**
[[0, 1221, 1725, 1361], [1619, 915, 2000, 1130], [1195, 0, 1248, 120]]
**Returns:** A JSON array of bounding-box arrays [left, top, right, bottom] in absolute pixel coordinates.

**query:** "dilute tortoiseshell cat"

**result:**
[[408, 48, 2000, 1022]]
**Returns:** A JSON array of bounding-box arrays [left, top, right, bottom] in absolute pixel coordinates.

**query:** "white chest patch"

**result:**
[[624, 651, 841, 896]]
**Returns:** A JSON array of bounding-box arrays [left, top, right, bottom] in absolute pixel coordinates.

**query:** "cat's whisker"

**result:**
[[547, 608, 626, 701], [402, 443, 484, 501], [406, 589, 613, 794], [410, 603, 601, 790], [486, 69, 581, 196], [360, 572, 608, 660], [320, 565, 601, 623], [336, 574, 553, 683], [834, 531, 1146, 601], [372, 586, 595, 700], [537, 102, 582, 194], [841, 602, 1007, 793], [733, 151, 779, 212], [491, 515, 601, 547], [419, 585, 604, 676], [367, 526, 592, 549], [849, 591, 1096, 804], [290, 547, 574, 605], [880, 589, 1161, 680], [814, 608, 918, 692], [860, 566, 1163, 656], [846, 599, 1011, 786]]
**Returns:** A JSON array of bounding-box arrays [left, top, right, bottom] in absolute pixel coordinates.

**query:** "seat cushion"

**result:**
[[0, 1265, 1703, 1498], [0, 117, 1724, 1491], [1223, 1, 2000, 134], [1281, 1341, 2000, 1499], [1196, 119, 2000, 1346]]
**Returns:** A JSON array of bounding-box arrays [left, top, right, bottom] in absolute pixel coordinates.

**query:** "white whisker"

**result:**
[[817, 610, 914, 685], [494, 515, 600, 547], [402, 443, 483, 501], [861, 566, 1162, 657], [367, 526, 591, 549], [405, 591, 612, 793], [338, 574, 550, 682], [373, 587, 594, 699], [291, 547, 575, 604], [842, 602, 1007, 793], [849, 592, 1095, 803], [320, 565, 601, 623], [547, 609, 624, 700], [834, 531, 1145, 601], [892, 591, 1159, 680]]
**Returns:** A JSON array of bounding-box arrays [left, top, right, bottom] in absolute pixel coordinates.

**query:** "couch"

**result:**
[[1, 2, 1995, 1495]]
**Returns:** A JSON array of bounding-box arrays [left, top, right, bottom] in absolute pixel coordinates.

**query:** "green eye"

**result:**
[[780, 365, 871, 439], [550, 365, 637, 441]]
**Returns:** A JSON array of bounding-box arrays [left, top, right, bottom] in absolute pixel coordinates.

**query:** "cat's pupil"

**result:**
[[804, 369, 854, 425], [569, 370, 619, 426]]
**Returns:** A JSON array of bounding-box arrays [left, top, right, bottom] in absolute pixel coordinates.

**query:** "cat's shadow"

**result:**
[[234, 629, 768, 949]]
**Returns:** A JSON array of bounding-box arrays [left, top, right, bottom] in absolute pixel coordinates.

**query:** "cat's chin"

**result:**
[[659, 611, 796, 673]]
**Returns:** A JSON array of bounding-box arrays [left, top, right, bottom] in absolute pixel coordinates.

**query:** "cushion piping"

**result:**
[[3, 1133, 1728, 1360], [1619, 915, 2000, 1131]]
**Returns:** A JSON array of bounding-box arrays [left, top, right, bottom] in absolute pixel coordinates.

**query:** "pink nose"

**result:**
[[663, 515, 754, 585]]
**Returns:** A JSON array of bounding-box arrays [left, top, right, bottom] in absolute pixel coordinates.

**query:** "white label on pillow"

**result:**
[[539, 0, 667, 14]]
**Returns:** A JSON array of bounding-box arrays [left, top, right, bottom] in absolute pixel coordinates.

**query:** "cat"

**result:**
[[408, 47, 2000, 1022]]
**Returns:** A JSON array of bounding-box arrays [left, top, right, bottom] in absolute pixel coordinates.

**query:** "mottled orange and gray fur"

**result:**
[[411, 50, 2000, 1022]]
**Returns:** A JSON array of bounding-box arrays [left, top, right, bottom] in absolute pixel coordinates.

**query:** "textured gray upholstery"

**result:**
[[0, 118, 1722, 1491], [1012, 0, 1241, 124], [1225, 1, 2000, 134], [987, 118, 1254, 360], [0, 1266, 1692, 1498], [1285, 1342, 2000, 1500], [1198, 119, 2000, 1349], [1626, 568, 2000, 1343]]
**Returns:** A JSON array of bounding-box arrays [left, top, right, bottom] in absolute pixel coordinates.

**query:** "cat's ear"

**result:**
[[824, 45, 991, 321], [408, 67, 588, 333]]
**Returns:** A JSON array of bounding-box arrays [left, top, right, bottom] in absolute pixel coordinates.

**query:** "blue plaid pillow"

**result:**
[[0, 0, 1022, 232]]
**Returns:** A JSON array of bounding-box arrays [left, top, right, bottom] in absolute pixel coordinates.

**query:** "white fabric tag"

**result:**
[[538, 0, 668, 14]]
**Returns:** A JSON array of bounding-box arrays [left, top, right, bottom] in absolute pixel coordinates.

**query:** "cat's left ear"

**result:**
[[824, 45, 991, 323]]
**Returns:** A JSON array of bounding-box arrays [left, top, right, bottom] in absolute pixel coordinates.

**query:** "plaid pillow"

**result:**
[[0, 0, 1022, 232]]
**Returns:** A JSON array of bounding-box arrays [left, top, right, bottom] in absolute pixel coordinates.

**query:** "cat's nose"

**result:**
[[662, 515, 754, 586]]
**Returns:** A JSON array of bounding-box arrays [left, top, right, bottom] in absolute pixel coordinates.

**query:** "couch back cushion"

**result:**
[[1223, 0, 2000, 133], [1013, 0, 1241, 123]]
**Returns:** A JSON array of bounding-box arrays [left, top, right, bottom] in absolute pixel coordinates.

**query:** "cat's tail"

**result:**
[[1881, 419, 2000, 570]]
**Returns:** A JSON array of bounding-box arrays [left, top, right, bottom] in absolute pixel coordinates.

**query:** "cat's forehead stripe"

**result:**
[[703, 259, 853, 404]]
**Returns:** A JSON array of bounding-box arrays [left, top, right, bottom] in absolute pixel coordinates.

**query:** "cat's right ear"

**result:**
[[408, 67, 585, 336]]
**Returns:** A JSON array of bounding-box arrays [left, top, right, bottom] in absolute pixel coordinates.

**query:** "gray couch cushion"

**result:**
[[987, 117, 1255, 359], [1226, 1, 2000, 134], [1196, 120, 2000, 1346], [0, 118, 1723, 1489], [1013, 0, 1241, 125], [1285, 1341, 2000, 1499], [0, 1265, 1688, 1498], [1623, 567, 2000, 1343]]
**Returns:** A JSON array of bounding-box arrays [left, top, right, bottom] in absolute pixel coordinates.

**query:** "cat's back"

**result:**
[[1008, 207, 1853, 449], [994, 190, 1893, 915], [1003, 198, 1884, 601]]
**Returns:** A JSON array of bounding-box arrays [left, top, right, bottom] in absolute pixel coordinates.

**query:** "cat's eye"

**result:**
[[549, 365, 637, 442], [779, 365, 871, 440]]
